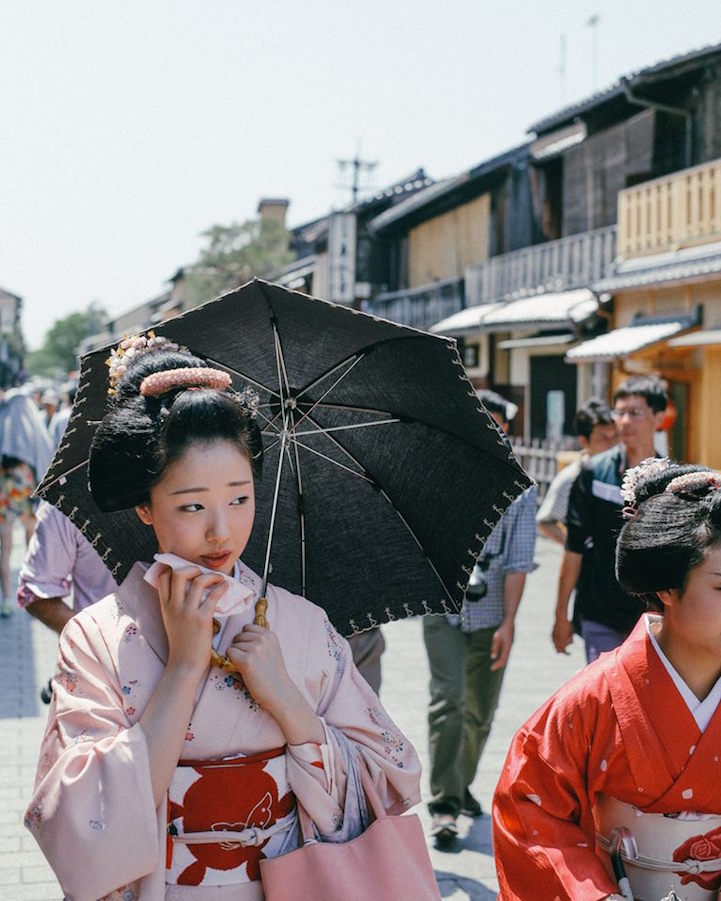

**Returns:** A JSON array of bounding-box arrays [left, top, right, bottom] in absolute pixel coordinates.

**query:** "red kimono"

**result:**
[[493, 617, 721, 900]]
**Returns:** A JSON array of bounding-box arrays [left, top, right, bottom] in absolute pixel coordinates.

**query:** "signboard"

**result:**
[[328, 212, 356, 305]]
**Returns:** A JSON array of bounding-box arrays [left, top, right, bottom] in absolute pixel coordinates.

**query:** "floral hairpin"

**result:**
[[106, 332, 185, 395], [620, 457, 671, 513], [235, 384, 260, 419], [665, 470, 721, 498]]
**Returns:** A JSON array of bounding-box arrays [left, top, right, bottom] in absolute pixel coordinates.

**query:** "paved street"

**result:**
[[0, 532, 584, 900]]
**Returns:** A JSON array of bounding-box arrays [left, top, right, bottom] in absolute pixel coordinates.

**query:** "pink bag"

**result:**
[[259, 760, 440, 900]]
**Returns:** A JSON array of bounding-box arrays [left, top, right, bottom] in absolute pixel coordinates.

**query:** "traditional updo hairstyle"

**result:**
[[89, 349, 263, 513], [616, 461, 721, 613]]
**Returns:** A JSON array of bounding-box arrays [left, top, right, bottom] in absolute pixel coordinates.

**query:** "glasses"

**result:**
[[612, 407, 651, 420]]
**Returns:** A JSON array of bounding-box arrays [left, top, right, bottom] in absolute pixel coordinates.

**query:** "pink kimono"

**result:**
[[26, 562, 421, 900]]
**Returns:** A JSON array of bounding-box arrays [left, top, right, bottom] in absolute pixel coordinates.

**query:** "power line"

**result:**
[[336, 153, 378, 204]]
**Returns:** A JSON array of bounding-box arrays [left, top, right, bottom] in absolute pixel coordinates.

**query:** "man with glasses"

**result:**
[[552, 376, 668, 663]]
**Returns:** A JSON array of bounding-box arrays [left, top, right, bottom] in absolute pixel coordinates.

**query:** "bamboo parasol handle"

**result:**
[[209, 596, 268, 675]]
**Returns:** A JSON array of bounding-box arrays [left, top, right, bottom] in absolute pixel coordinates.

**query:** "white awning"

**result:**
[[496, 333, 575, 350], [482, 288, 598, 329], [429, 303, 505, 335], [565, 321, 689, 363], [667, 329, 721, 348], [430, 287, 598, 336], [274, 260, 316, 287]]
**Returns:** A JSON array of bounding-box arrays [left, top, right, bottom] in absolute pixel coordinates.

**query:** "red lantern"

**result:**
[[658, 399, 677, 432]]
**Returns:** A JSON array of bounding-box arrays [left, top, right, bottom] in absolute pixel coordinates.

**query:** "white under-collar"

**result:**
[[646, 613, 721, 731]]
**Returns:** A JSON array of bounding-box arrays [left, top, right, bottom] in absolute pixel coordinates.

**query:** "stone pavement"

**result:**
[[380, 537, 585, 900], [0, 532, 584, 900]]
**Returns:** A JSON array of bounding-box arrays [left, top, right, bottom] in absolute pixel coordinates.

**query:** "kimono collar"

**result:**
[[118, 559, 261, 667]]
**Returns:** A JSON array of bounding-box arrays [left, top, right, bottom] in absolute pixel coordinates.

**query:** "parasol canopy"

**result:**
[[37, 279, 532, 636]]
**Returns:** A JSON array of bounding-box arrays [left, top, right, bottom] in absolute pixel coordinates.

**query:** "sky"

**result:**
[[1, 1, 720, 350]]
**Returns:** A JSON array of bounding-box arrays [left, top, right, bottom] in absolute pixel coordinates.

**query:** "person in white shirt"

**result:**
[[536, 399, 617, 545]]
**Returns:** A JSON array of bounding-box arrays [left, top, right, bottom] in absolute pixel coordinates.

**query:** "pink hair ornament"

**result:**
[[665, 470, 721, 497], [139, 367, 232, 397]]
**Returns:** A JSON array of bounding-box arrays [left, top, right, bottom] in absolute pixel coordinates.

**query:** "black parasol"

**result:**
[[37, 279, 532, 636]]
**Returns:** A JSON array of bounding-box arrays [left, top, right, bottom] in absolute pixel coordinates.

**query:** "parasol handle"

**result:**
[[208, 596, 269, 675], [254, 596, 268, 627]]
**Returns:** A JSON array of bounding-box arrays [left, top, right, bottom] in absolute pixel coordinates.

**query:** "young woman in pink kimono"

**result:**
[[493, 460, 721, 900], [25, 343, 422, 901]]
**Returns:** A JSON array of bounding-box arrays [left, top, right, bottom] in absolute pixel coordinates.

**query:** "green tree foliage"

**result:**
[[26, 303, 107, 377], [183, 217, 294, 307]]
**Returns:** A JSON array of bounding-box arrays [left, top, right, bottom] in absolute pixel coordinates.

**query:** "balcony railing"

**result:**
[[618, 158, 721, 259], [367, 277, 464, 330], [465, 226, 616, 307]]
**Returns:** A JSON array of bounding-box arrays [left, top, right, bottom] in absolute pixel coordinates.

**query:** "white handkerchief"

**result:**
[[143, 552, 255, 616]]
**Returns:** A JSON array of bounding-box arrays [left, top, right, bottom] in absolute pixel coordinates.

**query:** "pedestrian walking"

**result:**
[[25, 340, 423, 899], [423, 390, 537, 846], [47, 383, 75, 450], [18, 499, 117, 701], [0, 385, 53, 616], [494, 459, 721, 899], [535, 399, 616, 546], [553, 376, 668, 663], [347, 628, 385, 694], [40, 388, 60, 430]]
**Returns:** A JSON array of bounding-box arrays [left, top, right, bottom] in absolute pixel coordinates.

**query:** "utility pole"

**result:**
[[558, 33, 567, 104], [336, 151, 378, 205], [587, 13, 600, 92]]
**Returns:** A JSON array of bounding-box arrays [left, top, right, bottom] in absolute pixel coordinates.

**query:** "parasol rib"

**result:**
[[202, 357, 281, 434], [261, 430, 289, 595], [258, 320, 303, 593], [204, 357, 278, 399], [246, 403, 279, 434], [261, 355, 370, 437], [296, 410, 457, 606], [293, 418, 400, 437], [375, 483, 455, 607], [295, 353, 365, 402], [290, 354, 365, 432], [288, 410, 307, 597], [38, 459, 90, 494], [297, 401, 394, 417], [290, 440, 374, 483]]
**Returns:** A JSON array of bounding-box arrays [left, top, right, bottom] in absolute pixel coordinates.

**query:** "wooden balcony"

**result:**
[[465, 226, 616, 307], [367, 277, 464, 330], [618, 158, 721, 259]]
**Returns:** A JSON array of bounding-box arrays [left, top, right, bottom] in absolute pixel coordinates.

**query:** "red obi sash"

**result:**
[[166, 747, 296, 887]]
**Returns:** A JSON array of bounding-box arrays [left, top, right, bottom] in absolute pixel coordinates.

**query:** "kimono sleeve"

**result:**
[[492, 690, 617, 900], [26, 613, 159, 901], [286, 615, 421, 836]]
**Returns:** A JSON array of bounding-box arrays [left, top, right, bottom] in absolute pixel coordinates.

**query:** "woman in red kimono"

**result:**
[[26, 340, 421, 900], [493, 460, 721, 900]]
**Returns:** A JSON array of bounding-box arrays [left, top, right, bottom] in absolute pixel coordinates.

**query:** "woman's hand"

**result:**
[[226, 625, 324, 744], [140, 566, 228, 806], [156, 565, 228, 676], [226, 624, 294, 710]]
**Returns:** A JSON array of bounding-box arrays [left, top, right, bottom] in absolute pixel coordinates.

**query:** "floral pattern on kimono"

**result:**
[[26, 562, 421, 901]]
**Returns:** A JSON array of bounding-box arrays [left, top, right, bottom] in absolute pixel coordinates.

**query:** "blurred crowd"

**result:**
[[0, 377, 75, 615]]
